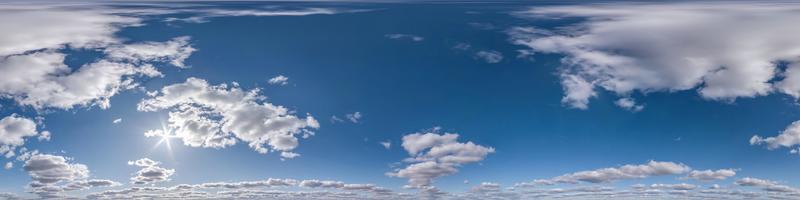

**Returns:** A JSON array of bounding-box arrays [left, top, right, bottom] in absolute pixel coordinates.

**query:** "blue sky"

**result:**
[[2, 1, 800, 199]]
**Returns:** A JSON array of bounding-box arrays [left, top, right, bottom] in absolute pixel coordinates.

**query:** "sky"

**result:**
[[2, 1, 800, 199]]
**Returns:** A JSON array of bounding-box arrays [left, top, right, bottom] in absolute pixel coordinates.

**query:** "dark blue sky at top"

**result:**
[[2, 1, 800, 196]]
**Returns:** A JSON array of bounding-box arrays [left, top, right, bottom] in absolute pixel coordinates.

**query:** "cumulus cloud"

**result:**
[[686, 169, 737, 181], [751, 120, 800, 153], [113, 118, 122, 124], [474, 50, 504, 64], [0, 5, 195, 110], [387, 129, 494, 189], [735, 177, 800, 194], [138, 77, 319, 156], [542, 161, 691, 184], [385, 33, 424, 42], [23, 154, 119, 198], [0, 114, 50, 159], [129, 158, 175, 185], [511, 3, 800, 109], [268, 75, 289, 85]]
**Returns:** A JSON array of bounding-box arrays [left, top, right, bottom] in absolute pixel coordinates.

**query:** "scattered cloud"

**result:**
[[128, 158, 175, 185], [615, 97, 644, 112], [23, 154, 119, 198], [474, 50, 504, 64], [686, 169, 737, 181], [520, 160, 691, 185], [346, 112, 362, 123], [113, 118, 122, 124], [511, 3, 800, 109], [0, 114, 50, 160], [385, 34, 424, 42], [0, 6, 194, 110], [380, 140, 391, 149], [268, 75, 289, 86], [138, 77, 319, 156], [387, 129, 494, 190], [751, 120, 800, 153]]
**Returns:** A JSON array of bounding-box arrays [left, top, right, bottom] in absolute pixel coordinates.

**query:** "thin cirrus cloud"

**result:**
[[510, 3, 800, 110]]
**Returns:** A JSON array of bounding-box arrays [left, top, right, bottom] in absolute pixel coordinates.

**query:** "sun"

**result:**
[[148, 122, 177, 160]]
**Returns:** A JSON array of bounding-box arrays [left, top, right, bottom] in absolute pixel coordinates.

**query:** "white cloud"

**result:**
[[0, 5, 195, 110], [511, 3, 800, 109], [385, 34, 424, 42], [686, 169, 736, 181], [138, 77, 319, 156], [0, 114, 50, 158], [128, 158, 175, 185], [104, 36, 196, 68], [615, 97, 644, 112], [543, 161, 691, 184], [380, 140, 391, 149], [21, 153, 118, 198], [4, 161, 11, 169], [751, 120, 800, 153], [268, 75, 289, 85], [387, 130, 494, 189], [735, 177, 800, 194], [346, 112, 362, 123], [474, 50, 504, 64], [0, 8, 139, 57]]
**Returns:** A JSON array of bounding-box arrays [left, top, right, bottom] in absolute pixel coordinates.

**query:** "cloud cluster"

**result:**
[[687, 169, 737, 181], [0, 114, 50, 159], [128, 158, 175, 185], [387, 129, 495, 189], [510, 3, 800, 109], [0, 5, 195, 110], [138, 78, 319, 157], [23, 154, 119, 198], [547, 160, 691, 184]]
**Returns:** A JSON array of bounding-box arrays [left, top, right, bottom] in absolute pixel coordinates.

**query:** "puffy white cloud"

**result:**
[[267, 75, 289, 85], [546, 161, 691, 184], [511, 3, 800, 109], [388, 130, 494, 189], [138, 78, 319, 156], [751, 120, 800, 152], [645, 183, 698, 191], [21, 153, 118, 198], [129, 158, 175, 185], [23, 154, 89, 184], [0, 5, 195, 110], [615, 97, 644, 112], [385, 34, 424, 42], [4, 161, 11, 169], [0, 114, 50, 160], [474, 50, 504, 64], [687, 169, 736, 181]]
